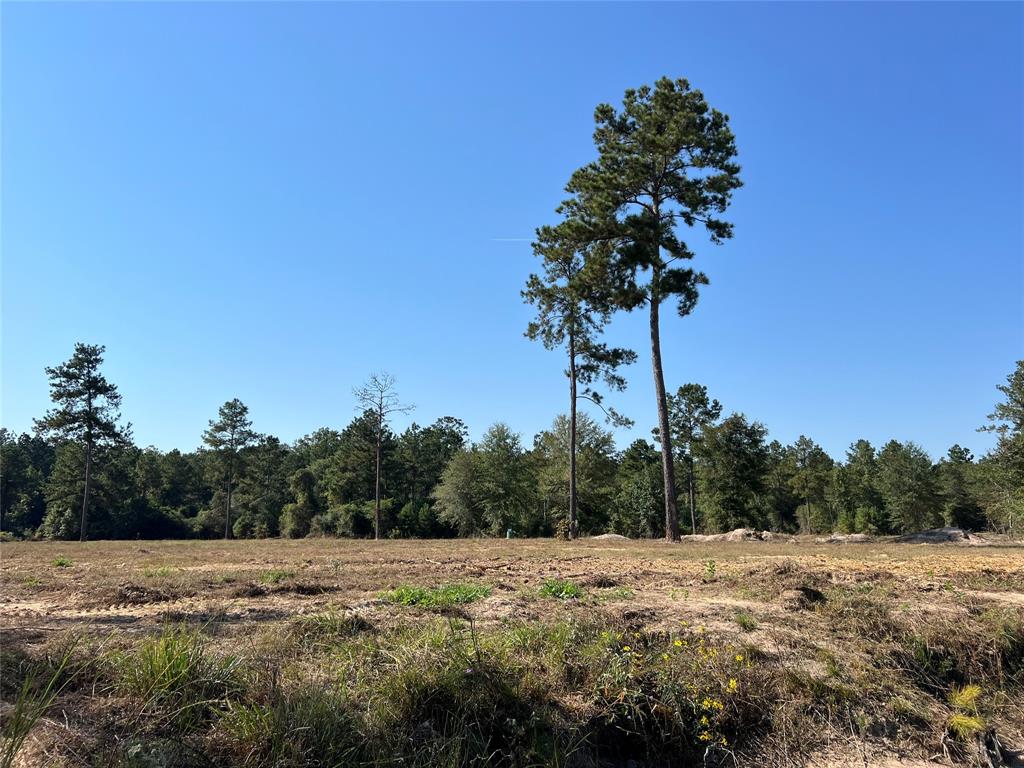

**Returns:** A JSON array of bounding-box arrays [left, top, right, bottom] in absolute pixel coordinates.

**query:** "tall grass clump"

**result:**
[[291, 610, 372, 648], [0, 640, 78, 768], [358, 621, 559, 765], [218, 686, 358, 767], [111, 626, 243, 729]]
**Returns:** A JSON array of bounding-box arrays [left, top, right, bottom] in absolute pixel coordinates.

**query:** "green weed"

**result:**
[[259, 569, 295, 585], [382, 583, 491, 607], [539, 579, 583, 600], [734, 611, 758, 632]]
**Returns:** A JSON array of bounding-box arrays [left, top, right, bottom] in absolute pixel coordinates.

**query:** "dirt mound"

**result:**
[[110, 582, 176, 606], [591, 533, 629, 540], [818, 533, 873, 544], [896, 527, 976, 544], [780, 585, 827, 610], [681, 528, 774, 543]]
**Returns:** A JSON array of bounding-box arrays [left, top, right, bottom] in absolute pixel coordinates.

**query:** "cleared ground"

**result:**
[[2, 537, 1023, 767], [3, 538, 1023, 642]]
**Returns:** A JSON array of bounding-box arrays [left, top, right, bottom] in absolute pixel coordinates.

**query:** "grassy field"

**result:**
[[1, 537, 1022, 767]]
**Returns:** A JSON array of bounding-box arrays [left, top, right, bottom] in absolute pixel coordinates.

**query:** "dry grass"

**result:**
[[1, 537, 1022, 766]]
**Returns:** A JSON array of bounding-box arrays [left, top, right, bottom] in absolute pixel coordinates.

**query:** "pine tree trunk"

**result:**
[[224, 466, 233, 540], [80, 442, 92, 542], [568, 330, 578, 541], [688, 458, 697, 535], [374, 411, 382, 540], [650, 283, 680, 541]]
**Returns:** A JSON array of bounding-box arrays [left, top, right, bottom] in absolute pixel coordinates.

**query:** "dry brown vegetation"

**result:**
[[1, 537, 1022, 767]]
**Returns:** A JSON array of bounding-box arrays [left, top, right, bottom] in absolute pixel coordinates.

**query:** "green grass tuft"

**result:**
[[539, 579, 583, 600], [52, 556, 72, 568], [734, 611, 758, 632], [259, 569, 296, 585], [382, 583, 491, 607], [292, 610, 372, 645]]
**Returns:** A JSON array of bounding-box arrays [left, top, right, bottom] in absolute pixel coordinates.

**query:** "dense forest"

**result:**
[[1, 343, 1020, 541]]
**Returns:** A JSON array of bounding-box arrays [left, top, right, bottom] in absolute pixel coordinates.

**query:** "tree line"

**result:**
[[1, 343, 1020, 541]]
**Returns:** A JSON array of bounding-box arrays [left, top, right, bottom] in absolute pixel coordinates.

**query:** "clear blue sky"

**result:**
[[2, 2, 1021, 461]]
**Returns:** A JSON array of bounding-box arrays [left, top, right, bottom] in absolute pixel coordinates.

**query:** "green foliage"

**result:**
[[279, 468, 319, 539], [977, 361, 1024, 535], [555, 77, 744, 541], [0, 430, 53, 536], [203, 398, 259, 539], [33, 343, 128, 542], [666, 384, 722, 533], [734, 611, 758, 632], [52, 555, 72, 568], [434, 424, 537, 537], [260, 569, 295, 585], [10, 339, 1018, 542], [609, 439, 663, 538], [698, 414, 770, 531], [947, 712, 985, 740], [382, 583, 492, 607], [789, 436, 835, 533], [534, 414, 618, 535], [947, 683, 981, 711], [877, 440, 942, 533], [539, 579, 583, 600], [291, 610, 372, 647]]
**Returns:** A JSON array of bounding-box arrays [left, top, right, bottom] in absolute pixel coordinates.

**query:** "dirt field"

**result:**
[[2, 537, 1023, 767], [3, 537, 1023, 640]]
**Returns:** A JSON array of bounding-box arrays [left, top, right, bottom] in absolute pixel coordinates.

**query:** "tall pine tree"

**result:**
[[35, 343, 127, 541], [560, 77, 742, 540], [524, 224, 635, 539], [203, 399, 258, 539]]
